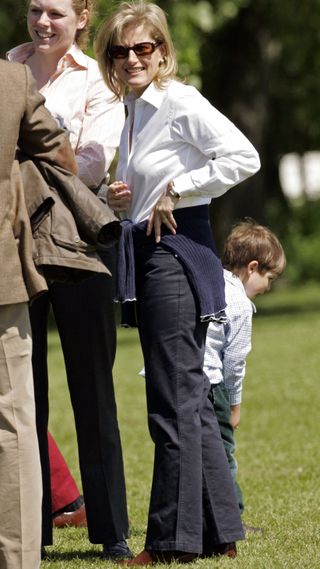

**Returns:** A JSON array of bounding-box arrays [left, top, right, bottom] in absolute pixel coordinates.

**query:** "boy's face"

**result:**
[[243, 264, 276, 299]]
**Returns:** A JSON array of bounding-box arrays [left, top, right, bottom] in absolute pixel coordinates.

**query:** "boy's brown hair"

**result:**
[[223, 218, 286, 276]]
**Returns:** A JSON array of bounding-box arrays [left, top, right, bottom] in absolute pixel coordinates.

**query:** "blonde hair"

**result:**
[[26, 0, 96, 49], [223, 218, 286, 277], [72, 0, 96, 49], [94, 0, 177, 99]]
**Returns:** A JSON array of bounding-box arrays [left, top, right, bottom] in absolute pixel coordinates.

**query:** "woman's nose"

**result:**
[[37, 11, 50, 26], [127, 49, 139, 63]]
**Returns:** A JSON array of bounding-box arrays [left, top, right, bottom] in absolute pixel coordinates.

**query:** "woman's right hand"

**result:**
[[107, 181, 132, 212]]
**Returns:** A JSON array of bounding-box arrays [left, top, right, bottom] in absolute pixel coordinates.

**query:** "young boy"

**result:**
[[204, 218, 286, 528]]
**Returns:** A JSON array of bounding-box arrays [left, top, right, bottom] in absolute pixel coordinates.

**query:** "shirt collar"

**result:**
[[7, 42, 87, 70], [7, 42, 34, 63], [64, 43, 88, 69], [140, 81, 168, 108], [224, 269, 256, 312], [224, 269, 245, 291], [124, 80, 168, 110]]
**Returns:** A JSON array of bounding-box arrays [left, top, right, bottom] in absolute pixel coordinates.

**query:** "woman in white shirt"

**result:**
[[95, 1, 260, 565], [8, 0, 132, 561]]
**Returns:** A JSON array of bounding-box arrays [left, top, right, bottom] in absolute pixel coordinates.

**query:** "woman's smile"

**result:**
[[113, 23, 165, 97]]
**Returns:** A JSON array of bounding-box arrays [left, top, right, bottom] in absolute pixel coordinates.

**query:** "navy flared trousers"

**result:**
[[135, 243, 244, 554]]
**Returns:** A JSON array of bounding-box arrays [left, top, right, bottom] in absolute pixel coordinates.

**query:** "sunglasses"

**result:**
[[108, 41, 163, 60]]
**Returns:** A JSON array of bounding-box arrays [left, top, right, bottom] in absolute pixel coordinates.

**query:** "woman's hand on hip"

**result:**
[[107, 181, 132, 212], [147, 183, 179, 243]]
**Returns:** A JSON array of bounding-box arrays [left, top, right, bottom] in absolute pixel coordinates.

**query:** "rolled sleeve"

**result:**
[[171, 89, 260, 199], [222, 308, 253, 404], [75, 75, 125, 188]]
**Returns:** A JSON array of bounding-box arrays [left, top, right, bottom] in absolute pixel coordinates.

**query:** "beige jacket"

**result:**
[[0, 60, 77, 305]]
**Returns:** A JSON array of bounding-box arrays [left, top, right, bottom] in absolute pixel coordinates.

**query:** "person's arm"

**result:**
[[203, 311, 248, 430], [107, 180, 132, 211], [18, 65, 77, 174], [222, 305, 253, 416], [170, 87, 260, 199], [75, 72, 125, 188], [148, 86, 260, 242], [230, 405, 241, 429], [203, 321, 226, 386]]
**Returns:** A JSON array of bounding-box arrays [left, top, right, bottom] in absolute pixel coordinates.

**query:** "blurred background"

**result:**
[[2, 0, 320, 286]]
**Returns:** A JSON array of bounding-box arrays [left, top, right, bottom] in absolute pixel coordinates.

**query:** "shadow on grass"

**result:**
[[130, 526, 147, 538], [43, 550, 102, 561], [46, 286, 320, 328], [116, 333, 140, 348], [256, 301, 320, 318]]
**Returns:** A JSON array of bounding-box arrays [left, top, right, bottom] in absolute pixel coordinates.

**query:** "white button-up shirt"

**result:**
[[8, 42, 125, 188], [117, 80, 260, 223], [204, 269, 256, 405]]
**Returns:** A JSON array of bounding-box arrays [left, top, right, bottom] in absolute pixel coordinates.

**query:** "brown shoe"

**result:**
[[120, 550, 155, 567], [53, 504, 87, 528], [212, 542, 237, 558], [156, 551, 197, 564], [121, 549, 198, 566], [202, 542, 237, 559]]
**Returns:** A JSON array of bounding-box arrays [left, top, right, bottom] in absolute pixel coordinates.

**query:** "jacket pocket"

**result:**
[[50, 189, 96, 253]]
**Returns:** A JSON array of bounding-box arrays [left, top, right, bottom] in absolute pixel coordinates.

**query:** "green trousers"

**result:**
[[210, 382, 244, 513]]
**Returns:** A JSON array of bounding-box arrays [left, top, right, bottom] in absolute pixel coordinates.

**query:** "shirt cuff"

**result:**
[[229, 391, 242, 406], [172, 172, 195, 196]]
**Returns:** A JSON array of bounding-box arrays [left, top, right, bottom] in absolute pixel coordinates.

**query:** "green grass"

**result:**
[[44, 284, 320, 568]]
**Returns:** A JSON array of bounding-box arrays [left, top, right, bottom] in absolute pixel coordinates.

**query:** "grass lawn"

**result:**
[[43, 284, 320, 568]]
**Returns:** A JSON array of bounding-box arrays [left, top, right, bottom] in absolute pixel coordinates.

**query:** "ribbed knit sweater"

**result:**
[[116, 205, 226, 325]]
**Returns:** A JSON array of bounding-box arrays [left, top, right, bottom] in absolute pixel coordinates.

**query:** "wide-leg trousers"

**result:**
[[29, 248, 129, 545], [0, 303, 42, 569], [136, 245, 244, 554]]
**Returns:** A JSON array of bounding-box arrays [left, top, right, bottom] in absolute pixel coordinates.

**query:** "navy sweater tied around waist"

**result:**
[[116, 205, 226, 325]]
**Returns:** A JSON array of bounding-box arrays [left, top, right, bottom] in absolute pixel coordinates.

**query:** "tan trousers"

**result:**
[[0, 303, 42, 569]]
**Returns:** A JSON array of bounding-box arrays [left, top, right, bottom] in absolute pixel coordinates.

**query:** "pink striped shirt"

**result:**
[[8, 42, 125, 188]]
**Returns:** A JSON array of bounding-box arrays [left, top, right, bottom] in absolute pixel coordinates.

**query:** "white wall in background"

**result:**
[[279, 152, 320, 200]]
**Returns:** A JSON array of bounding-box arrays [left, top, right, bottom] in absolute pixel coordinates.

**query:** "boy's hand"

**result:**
[[230, 404, 241, 429]]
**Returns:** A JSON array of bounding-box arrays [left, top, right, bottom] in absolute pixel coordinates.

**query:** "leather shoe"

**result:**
[[53, 503, 87, 528], [102, 540, 133, 560], [202, 542, 237, 559], [121, 549, 198, 566]]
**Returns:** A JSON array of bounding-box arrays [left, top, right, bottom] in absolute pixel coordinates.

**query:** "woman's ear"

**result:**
[[77, 9, 89, 30], [160, 43, 167, 62]]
